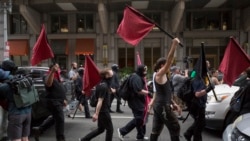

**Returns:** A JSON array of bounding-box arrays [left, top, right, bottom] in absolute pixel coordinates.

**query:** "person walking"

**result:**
[[171, 66, 189, 119], [68, 62, 79, 100], [183, 70, 214, 141], [148, 38, 181, 141], [109, 64, 123, 113], [44, 63, 67, 141], [117, 65, 151, 141], [0, 60, 32, 141], [75, 67, 91, 118], [79, 68, 114, 141]]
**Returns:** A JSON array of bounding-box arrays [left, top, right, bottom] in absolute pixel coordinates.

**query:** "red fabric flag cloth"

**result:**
[[137, 52, 150, 125], [83, 55, 101, 97], [31, 24, 54, 66], [117, 6, 155, 46], [219, 37, 250, 86]]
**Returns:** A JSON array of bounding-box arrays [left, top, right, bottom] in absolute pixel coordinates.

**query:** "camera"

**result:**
[[183, 56, 193, 63]]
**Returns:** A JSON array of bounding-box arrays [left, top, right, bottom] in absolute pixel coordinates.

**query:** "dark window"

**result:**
[[76, 14, 94, 33], [9, 14, 28, 34], [186, 11, 233, 31], [51, 14, 68, 33]]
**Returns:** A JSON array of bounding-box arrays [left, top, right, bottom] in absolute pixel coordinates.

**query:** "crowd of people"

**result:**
[[0, 37, 249, 141]]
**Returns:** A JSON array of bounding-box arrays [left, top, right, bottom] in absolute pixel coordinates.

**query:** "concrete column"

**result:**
[[98, 2, 108, 34], [171, 0, 185, 33], [19, 4, 40, 34]]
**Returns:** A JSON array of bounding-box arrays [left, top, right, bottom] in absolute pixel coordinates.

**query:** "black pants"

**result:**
[[78, 95, 91, 117], [119, 109, 145, 139], [110, 92, 122, 111], [185, 108, 206, 141], [151, 104, 180, 141], [47, 100, 65, 141], [81, 112, 113, 141]]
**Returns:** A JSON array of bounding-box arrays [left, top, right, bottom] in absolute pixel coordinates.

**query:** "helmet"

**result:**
[[111, 64, 119, 71]]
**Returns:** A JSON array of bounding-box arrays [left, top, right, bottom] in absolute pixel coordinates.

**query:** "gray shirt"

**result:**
[[172, 74, 187, 94]]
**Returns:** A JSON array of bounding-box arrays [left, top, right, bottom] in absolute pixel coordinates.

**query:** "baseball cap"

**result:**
[[170, 66, 180, 72]]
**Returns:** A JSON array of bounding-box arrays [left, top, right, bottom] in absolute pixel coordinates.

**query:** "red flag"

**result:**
[[219, 37, 250, 86], [117, 6, 155, 46], [31, 24, 54, 66], [83, 55, 101, 97]]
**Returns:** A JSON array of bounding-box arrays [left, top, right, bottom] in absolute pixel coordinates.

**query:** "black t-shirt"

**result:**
[[44, 76, 66, 102], [240, 80, 250, 115], [95, 82, 110, 113], [128, 73, 145, 111]]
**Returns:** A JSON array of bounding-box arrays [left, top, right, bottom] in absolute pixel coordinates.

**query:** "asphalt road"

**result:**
[[29, 101, 223, 141]]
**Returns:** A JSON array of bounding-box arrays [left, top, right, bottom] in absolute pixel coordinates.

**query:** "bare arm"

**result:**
[[92, 97, 104, 122], [156, 38, 180, 84], [45, 65, 59, 87]]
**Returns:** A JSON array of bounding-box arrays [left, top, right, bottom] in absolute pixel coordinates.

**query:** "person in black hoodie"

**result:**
[[75, 67, 91, 118], [224, 67, 250, 128], [117, 65, 151, 141]]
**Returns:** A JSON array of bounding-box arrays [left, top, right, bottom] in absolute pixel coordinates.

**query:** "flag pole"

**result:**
[[201, 42, 219, 101], [126, 5, 184, 47]]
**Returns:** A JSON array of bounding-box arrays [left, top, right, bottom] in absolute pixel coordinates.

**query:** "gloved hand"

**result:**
[[205, 84, 215, 93]]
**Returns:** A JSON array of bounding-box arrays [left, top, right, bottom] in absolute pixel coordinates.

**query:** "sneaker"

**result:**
[[117, 128, 124, 141], [136, 136, 149, 140], [109, 109, 115, 113], [177, 115, 185, 120], [183, 133, 191, 141], [116, 110, 124, 113]]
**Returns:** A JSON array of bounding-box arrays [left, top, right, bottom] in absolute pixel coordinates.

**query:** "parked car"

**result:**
[[223, 113, 250, 141], [205, 75, 247, 131]]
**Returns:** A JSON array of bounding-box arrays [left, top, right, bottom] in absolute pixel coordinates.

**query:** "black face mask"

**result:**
[[104, 76, 113, 87]]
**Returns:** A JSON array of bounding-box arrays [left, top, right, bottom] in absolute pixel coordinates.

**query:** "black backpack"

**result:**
[[229, 84, 249, 113], [89, 88, 98, 107], [177, 77, 195, 108], [119, 75, 132, 101]]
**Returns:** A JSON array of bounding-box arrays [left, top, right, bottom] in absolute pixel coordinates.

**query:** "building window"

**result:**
[[186, 11, 233, 31], [76, 14, 94, 33], [144, 47, 161, 73], [118, 47, 135, 72], [9, 14, 28, 34], [144, 12, 161, 31], [51, 14, 68, 33]]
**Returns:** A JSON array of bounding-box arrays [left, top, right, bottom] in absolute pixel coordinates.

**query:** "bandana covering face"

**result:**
[[47, 69, 61, 82]]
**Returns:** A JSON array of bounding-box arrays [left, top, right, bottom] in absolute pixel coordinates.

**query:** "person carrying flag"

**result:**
[[148, 38, 181, 141], [79, 68, 114, 141], [117, 65, 152, 141], [183, 43, 215, 141]]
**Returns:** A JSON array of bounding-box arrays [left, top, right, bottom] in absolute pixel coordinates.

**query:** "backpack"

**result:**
[[229, 85, 248, 113], [90, 88, 98, 107], [7, 74, 39, 108], [119, 75, 132, 101], [176, 77, 195, 108]]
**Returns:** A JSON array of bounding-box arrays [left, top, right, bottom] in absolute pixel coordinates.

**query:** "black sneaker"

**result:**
[[177, 116, 185, 120], [183, 133, 191, 141], [116, 110, 124, 113]]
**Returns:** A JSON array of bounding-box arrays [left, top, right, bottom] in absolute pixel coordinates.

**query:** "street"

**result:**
[[29, 101, 223, 141]]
